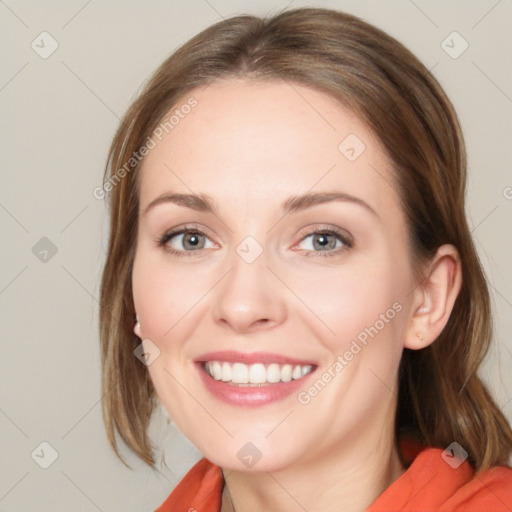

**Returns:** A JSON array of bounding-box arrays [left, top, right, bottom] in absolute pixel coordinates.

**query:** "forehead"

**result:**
[[138, 78, 399, 218]]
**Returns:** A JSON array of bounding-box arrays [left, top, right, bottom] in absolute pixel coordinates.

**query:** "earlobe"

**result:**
[[405, 244, 462, 350], [134, 315, 142, 338]]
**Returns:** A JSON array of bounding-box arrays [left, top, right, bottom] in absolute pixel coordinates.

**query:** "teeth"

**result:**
[[267, 363, 281, 383], [292, 365, 303, 379], [281, 364, 292, 382], [221, 362, 232, 382], [231, 362, 248, 384], [248, 363, 267, 384], [212, 361, 222, 380], [204, 361, 314, 385]]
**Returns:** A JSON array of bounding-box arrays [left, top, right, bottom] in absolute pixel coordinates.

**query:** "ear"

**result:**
[[133, 315, 142, 338], [405, 244, 462, 350]]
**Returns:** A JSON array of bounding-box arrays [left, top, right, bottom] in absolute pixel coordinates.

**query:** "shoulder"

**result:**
[[155, 457, 223, 512], [443, 462, 512, 511], [369, 447, 512, 512]]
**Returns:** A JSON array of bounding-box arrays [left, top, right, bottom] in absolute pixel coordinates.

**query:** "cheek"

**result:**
[[132, 252, 205, 339], [287, 257, 405, 355]]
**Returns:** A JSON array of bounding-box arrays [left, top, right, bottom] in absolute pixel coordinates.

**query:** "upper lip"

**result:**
[[194, 350, 317, 366]]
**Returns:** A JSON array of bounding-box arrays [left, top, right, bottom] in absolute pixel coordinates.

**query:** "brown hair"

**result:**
[[99, 7, 512, 470]]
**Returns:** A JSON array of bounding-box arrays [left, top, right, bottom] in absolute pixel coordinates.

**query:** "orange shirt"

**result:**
[[156, 448, 512, 511]]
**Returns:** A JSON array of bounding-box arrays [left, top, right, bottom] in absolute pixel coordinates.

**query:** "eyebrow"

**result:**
[[142, 191, 379, 218]]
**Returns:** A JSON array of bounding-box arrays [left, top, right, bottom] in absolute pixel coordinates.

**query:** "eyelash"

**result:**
[[156, 225, 353, 259]]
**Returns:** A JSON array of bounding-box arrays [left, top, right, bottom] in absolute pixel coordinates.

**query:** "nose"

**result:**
[[210, 246, 287, 334]]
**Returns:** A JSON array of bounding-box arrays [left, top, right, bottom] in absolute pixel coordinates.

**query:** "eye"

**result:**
[[158, 227, 216, 256], [295, 227, 353, 257], [157, 225, 352, 258]]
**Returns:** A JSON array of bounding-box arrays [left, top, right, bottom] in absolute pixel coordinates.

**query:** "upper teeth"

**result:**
[[204, 361, 314, 385]]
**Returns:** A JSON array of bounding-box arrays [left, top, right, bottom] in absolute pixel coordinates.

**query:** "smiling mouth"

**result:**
[[201, 361, 316, 387]]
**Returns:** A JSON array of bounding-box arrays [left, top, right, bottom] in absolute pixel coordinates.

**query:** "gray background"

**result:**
[[1, 0, 511, 510]]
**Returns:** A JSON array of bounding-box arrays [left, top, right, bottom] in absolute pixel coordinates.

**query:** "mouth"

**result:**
[[194, 351, 318, 406]]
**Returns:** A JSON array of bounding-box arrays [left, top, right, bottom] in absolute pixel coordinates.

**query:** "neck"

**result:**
[[221, 428, 404, 512]]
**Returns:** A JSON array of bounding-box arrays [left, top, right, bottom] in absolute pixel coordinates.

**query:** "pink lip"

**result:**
[[194, 350, 317, 366], [193, 352, 318, 407]]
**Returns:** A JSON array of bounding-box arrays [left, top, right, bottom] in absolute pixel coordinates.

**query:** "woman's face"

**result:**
[[132, 78, 418, 471]]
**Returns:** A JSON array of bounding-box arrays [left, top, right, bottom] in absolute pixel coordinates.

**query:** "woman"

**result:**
[[99, 8, 512, 511]]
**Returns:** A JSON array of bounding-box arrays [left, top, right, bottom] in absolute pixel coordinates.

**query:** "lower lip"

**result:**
[[195, 363, 317, 407]]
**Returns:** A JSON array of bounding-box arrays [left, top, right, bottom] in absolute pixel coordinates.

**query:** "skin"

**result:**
[[131, 78, 462, 512]]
